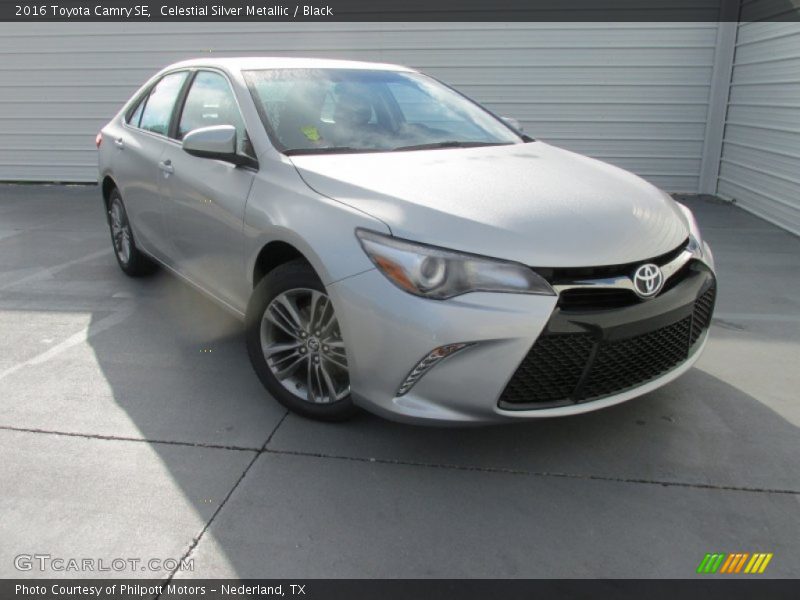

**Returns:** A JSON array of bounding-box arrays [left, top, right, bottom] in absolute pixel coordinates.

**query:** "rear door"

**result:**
[[160, 69, 256, 311], [111, 70, 189, 261]]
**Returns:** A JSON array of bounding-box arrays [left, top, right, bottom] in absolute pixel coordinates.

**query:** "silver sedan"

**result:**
[[97, 57, 716, 424]]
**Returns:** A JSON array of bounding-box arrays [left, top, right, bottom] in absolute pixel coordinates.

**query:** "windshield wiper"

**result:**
[[284, 141, 512, 155], [391, 141, 511, 152], [284, 146, 402, 156], [284, 147, 365, 156]]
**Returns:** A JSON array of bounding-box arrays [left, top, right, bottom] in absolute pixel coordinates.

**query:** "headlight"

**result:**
[[676, 202, 704, 258], [356, 229, 555, 300]]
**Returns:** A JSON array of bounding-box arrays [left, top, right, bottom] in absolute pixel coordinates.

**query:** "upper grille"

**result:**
[[533, 238, 688, 284], [500, 282, 716, 408], [558, 288, 639, 310], [539, 239, 691, 311]]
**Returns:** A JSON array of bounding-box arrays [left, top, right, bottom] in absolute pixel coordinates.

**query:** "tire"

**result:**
[[246, 259, 358, 421], [107, 188, 157, 277]]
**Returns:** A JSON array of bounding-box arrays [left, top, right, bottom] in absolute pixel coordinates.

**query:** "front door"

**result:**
[[160, 70, 256, 311]]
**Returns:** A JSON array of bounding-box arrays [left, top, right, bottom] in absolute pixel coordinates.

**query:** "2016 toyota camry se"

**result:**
[[97, 57, 716, 424]]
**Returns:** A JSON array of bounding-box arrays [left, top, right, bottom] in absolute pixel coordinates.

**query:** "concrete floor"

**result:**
[[0, 184, 797, 579]]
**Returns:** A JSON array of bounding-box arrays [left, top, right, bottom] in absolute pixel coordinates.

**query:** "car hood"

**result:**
[[290, 142, 688, 267]]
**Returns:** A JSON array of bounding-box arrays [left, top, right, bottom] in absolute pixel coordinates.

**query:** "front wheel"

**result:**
[[245, 259, 357, 421]]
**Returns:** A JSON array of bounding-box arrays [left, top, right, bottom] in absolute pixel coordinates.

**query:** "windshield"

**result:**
[[243, 68, 523, 154]]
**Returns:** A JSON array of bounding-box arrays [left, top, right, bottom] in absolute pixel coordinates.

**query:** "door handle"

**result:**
[[158, 159, 174, 174], [114, 138, 124, 149]]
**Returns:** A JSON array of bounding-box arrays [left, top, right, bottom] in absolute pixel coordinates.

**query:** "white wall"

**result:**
[[0, 22, 719, 191], [717, 21, 800, 235]]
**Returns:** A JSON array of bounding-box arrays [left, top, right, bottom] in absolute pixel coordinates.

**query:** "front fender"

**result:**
[[243, 159, 389, 288]]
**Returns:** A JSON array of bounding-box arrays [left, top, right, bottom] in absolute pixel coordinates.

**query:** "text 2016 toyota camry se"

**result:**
[[97, 57, 716, 424]]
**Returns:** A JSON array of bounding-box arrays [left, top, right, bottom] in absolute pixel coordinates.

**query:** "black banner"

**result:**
[[2, 0, 800, 22], [3, 579, 800, 600]]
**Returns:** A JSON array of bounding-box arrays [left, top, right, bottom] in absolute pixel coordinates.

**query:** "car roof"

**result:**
[[165, 56, 415, 74]]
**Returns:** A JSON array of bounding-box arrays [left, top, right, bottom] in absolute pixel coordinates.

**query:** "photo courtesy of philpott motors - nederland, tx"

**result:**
[[15, 583, 221, 597]]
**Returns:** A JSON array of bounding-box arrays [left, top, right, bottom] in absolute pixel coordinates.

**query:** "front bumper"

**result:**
[[327, 258, 716, 425]]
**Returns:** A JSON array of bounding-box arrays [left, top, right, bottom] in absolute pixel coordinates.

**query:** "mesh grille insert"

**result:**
[[579, 317, 691, 400], [690, 285, 715, 345], [500, 333, 593, 405], [500, 283, 716, 407]]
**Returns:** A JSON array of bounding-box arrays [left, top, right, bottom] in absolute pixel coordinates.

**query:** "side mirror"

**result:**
[[501, 117, 523, 132], [183, 125, 248, 166]]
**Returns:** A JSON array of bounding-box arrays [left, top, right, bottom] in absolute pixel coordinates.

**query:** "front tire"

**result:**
[[107, 188, 157, 277], [246, 259, 357, 421]]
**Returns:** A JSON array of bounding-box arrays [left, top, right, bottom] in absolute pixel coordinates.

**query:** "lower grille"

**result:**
[[501, 333, 594, 404], [500, 282, 716, 407], [580, 317, 691, 400], [690, 285, 715, 345]]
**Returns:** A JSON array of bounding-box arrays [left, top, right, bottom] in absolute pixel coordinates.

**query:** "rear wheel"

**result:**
[[107, 188, 157, 277], [246, 259, 357, 421]]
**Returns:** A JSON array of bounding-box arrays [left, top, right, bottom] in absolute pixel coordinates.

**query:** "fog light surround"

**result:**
[[396, 342, 474, 396]]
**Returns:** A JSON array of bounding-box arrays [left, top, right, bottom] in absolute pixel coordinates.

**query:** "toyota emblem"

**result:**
[[632, 263, 664, 299]]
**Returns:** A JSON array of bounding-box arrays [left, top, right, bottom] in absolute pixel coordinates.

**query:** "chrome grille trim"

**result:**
[[551, 249, 695, 295]]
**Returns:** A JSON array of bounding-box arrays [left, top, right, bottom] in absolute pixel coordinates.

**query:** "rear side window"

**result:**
[[138, 72, 188, 136], [178, 71, 250, 155], [127, 96, 146, 127]]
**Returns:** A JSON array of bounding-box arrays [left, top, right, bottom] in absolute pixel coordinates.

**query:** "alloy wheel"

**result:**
[[260, 288, 350, 404], [109, 200, 132, 265]]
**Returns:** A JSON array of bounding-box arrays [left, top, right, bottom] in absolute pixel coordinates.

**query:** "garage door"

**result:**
[[0, 22, 718, 190], [717, 19, 800, 235]]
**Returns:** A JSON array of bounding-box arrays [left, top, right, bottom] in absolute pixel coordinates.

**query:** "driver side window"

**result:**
[[178, 71, 253, 157]]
